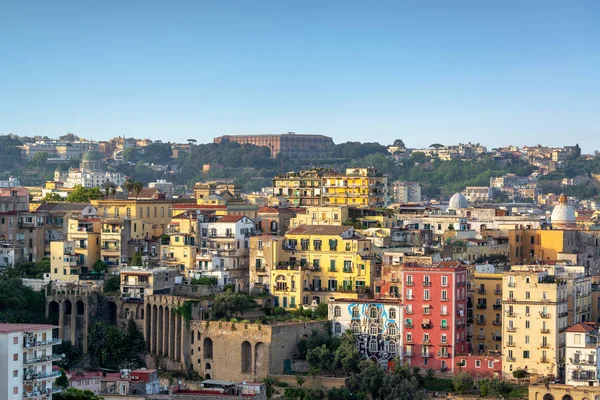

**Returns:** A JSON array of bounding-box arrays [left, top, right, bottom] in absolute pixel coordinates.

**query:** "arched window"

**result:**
[[369, 340, 377, 352], [334, 306, 341, 317], [334, 322, 341, 333], [103, 207, 108, 217], [139, 207, 143, 217], [561, 396, 573, 400], [114, 208, 119, 217], [126, 208, 131, 217], [351, 307, 359, 319], [146, 207, 150, 218], [275, 275, 287, 291], [543, 395, 554, 400], [370, 306, 378, 319], [370, 324, 378, 335], [352, 323, 360, 334], [161, 207, 165, 217], [241, 341, 251, 373], [388, 324, 397, 336], [389, 308, 396, 319], [388, 341, 397, 353], [203, 338, 213, 359], [154, 207, 157, 217]]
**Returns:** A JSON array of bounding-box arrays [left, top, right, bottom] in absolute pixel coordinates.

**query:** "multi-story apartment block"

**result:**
[[92, 198, 179, 236], [256, 206, 297, 236], [272, 170, 324, 206], [0, 323, 62, 400], [502, 270, 569, 379], [470, 272, 503, 353], [391, 181, 421, 204], [120, 267, 177, 302], [268, 225, 380, 308], [197, 215, 256, 289], [329, 298, 403, 370], [463, 187, 492, 203], [50, 241, 86, 282], [322, 168, 387, 208], [0, 187, 29, 212], [400, 262, 468, 372], [213, 133, 335, 159], [565, 323, 600, 386], [0, 211, 47, 263]]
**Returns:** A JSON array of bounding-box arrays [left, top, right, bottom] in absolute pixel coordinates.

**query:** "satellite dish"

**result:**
[[26, 375, 31, 380], [61, 353, 66, 359]]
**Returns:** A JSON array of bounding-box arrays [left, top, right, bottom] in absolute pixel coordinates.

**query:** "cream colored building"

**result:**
[[289, 206, 348, 228], [120, 267, 178, 301], [502, 269, 569, 379], [564, 322, 600, 386]]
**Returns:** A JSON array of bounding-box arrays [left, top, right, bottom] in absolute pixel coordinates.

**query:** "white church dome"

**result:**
[[551, 194, 576, 228], [448, 192, 468, 210]]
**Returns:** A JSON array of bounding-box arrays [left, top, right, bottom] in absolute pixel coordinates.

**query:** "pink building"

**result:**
[[456, 354, 502, 378], [401, 261, 468, 373], [67, 371, 103, 395], [0, 187, 28, 212]]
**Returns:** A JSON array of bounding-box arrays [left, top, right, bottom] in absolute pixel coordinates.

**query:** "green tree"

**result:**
[[54, 387, 104, 400], [53, 340, 82, 369], [130, 252, 143, 266], [66, 185, 103, 202], [332, 330, 359, 375], [513, 368, 529, 384], [43, 192, 63, 202], [190, 276, 217, 285], [212, 290, 258, 319], [30, 151, 49, 167], [92, 260, 108, 273], [132, 180, 143, 198], [55, 369, 69, 388], [452, 372, 474, 393], [0, 278, 47, 323], [103, 275, 120, 293], [306, 344, 334, 373], [347, 360, 384, 399]]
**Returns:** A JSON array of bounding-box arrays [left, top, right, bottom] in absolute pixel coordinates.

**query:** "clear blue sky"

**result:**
[[1, 1, 599, 152]]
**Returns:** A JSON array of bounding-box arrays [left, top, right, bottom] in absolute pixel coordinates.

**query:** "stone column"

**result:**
[[168, 310, 175, 360], [157, 306, 163, 355], [177, 315, 183, 362], [82, 300, 89, 353], [70, 304, 76, 345], [58, 301, 65, 340], [163, 307, 170, 358], [150, 305, 156, 354]]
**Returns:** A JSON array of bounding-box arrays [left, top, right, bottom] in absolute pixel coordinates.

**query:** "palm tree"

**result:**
[[132, 181, 143, 199], [123, 178, 134, 195]]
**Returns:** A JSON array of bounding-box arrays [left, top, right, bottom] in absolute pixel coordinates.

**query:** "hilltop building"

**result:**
[[213, 133, 334, 159]]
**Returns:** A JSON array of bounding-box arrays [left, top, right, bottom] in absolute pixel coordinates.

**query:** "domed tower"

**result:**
[[448, 192, 468, 211], [550, 194, 576, 229], [80, 150, 104, 173]]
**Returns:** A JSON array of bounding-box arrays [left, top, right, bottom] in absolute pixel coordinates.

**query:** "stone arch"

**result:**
[[205, 362, 211, 370], [63, 299, 72, 315], [48, 301, 60, 325], [241, 341, 252, 373], [137, 303, 143, 320], [145, 303, 151, 350], [76, 300, 85, 315], [561, 396, 572, 400], [205, 373, 211, 379], [203, 338, 213, 359], [151, 304, 158, 353], [107, 301, 117, 324], [254, 342, 265, 374], [543, 395, 554, 400], [157, 306, 164, 354]]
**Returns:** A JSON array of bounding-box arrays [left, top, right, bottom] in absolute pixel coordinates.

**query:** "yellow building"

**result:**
[[268, 225, 380, 308], [91, 198, 177, 233], [501, 269, 569, 379], [471, 272, 503, 352], [50, 241, 82, 281], [322, 168, 387, 208], [100, 218, 154, 268], [161, 220, 198, 275], [290, 206, 349, 228], [272, 169, 324, 206]]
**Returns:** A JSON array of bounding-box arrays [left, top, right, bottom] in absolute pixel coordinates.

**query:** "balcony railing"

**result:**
[[23, 370, 61, 381], [476, 304, 487, 309], [493, 304, 502, 310], [494, 289, 502, 295], [421, 353, 431, 358], [541, 343, 551, 349], [423, 281, 431, 287], [507, 326, 516, 332], [493, 320, 502, 326], [476, 319, 486, 325], [478, 288, 486, 294], [506, 342, 516, 347], [540, 357, 550, 363], [540, 312, 550, 319], [24, 354, 62, 365], [541, 328, 550, 334], [571, 374, 596, 381], [24, 339, 62, 348], [438, 352, 451, 358], [493, 336, 502, 341], [506, 357, 515, 362], [404, 351, 414, 357]]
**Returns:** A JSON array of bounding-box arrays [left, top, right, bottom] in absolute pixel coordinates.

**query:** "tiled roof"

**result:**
[[286, 225, 352, 236], [565, 322, 596, 333], [215, 215, 246, 223], [0, 323, 57, 333]]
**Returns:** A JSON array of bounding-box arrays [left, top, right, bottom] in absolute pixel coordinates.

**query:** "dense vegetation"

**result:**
[[88, 319, 146, 370], [0, 278, 48, 323]]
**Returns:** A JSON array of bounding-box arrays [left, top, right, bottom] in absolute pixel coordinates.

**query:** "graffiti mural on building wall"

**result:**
[[347, 302, 401, 367]]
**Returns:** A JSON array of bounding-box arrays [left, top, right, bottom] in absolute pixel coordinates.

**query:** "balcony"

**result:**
[[405, 281, 414, 286], [24, 354, 62, 365], [493, 335, 502, 341], [493, 320, 502, 326], [540, 312, 550, 319], [508, 282, 516, 288], [405, 322, 413, 329], [440, 325, 449, 330], [477, 334, 485, 340], [478, 288, 486, 294], [506, 311, 516, 317], [440, 312, 449, 316], [541, 343, 551, 349], [24, 387, 63, 398], [476, 319, 486, 325], [571, 374, 596, 381], [438, 352, 451, 358], [572, 359, 595, 366], [540, 357, 550, 363], [24, 339, 62, 348], [493, 304, 502, 310], [476, 304, 487, 309], [441, 297, 449, 302], [421, 353, 431, 358], [506, 357, 516, 362], [506, 342, 516, 347], [23, 370, 61, 381], [423, 281, 431, 287], [541, 328, 550, 334], [507, 326, 516, 332], [494, 289, 502, 295]]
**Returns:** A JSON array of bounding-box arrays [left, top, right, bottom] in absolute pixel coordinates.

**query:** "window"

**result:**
[[441, 290, 448, 301], [475, 360, 481, 368], [370, 325, 378, 335], [329, 239, 338, 250], [525, 335, 529, 344], [388, 324, 397, 335], [13, 337, 18, 344], [343, 260, 352, 272], [126, 208, 131, 217], [370, 307, 379, 318], [525, 320, 530, 329], [301, 239, 309, 250], [423, 289, 430, 300], [388, 342, 397, 353], [114, 208, 119, 217], [523, 351, 530, 359], [441, 276, 448, 286], [525, 291, 530, 299], [352, 307, 359, 319], [13, 387, 18, 395], [313, 240, 322, 250], [13, 354, 18, 361], [369, 340, 377, 352], [406, 275, 413, 285], [13, 370, 18, 377], [334, 306, 341, 317], [441, 334, 447, 343], [488, 360, 494, 368], [330, 260, 336, 272], [575, 334, 581, 344], [257, 240, 263, 250], [407, 332, 412, 342], [352, 324, 360, 334], [389, 308, 396, 319], [334, 322, 341, 333]]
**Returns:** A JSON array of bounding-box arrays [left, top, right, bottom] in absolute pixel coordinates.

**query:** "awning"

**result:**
[[422, 319, 431, 325], [422, 304, 430, 308]]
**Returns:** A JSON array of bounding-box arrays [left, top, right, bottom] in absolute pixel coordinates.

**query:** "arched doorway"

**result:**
[[107, 301, 117, 324], [255, 342, 265, 374], [241, 341, 252, 373], [543, 394, 554, 400], [76, 300, 85, 315], [48, 301, 60, 325], [203, 338, 213, 359]]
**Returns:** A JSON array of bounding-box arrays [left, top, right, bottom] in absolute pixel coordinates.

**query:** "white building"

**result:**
[[329, 299, 403, 370], [391, 181, 421, 204], [148, 180, 174, 198], [0, 324, 62, 400], [0, 177, 22, 188], [565, 323, 600, 386], [54, 151, 125, 189], [196, 215, 256, 287], [120, 267, 178, 302], [463, 187, 492, 203]]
